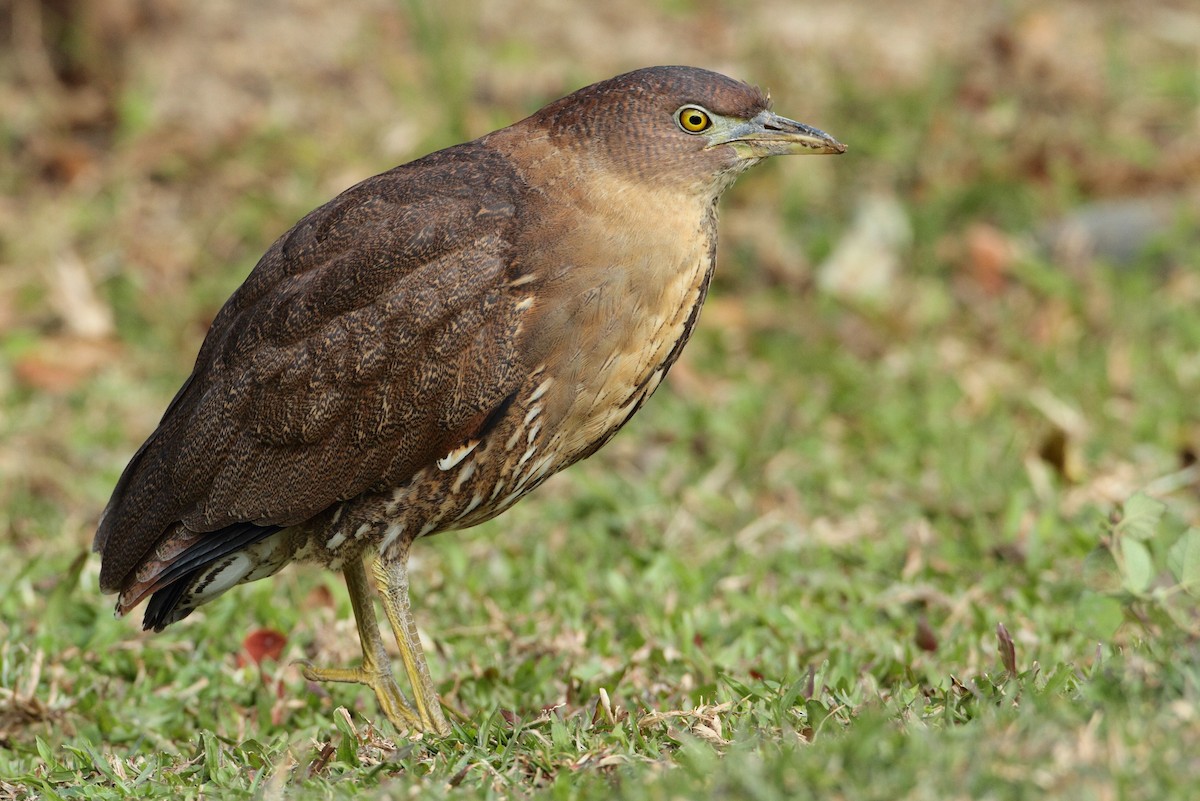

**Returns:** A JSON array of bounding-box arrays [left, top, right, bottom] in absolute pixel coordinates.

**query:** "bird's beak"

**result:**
[[709, 110, 846, 159]]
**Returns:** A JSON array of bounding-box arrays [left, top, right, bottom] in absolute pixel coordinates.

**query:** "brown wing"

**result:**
[[95, 142, 531, 593]]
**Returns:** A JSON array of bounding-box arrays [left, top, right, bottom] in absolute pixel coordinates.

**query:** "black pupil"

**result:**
[[688, 113, 703, 127]]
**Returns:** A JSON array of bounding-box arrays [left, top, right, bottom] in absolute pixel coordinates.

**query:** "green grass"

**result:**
[[3, 2, 1200, 799], [5, 263, 1200, 798]]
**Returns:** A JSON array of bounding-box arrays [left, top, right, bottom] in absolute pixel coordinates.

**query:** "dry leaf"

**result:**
[[915, 617, 939, 653], [238, 628, 287, 667], [13, 337, 121, 393], [964, 223, 1014, 295]]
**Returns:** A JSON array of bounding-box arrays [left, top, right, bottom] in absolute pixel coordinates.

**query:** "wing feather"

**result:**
[[95, 142, 530, 593]]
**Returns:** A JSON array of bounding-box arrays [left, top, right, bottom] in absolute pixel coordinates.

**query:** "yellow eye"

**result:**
[[677, 106, 712, 133]]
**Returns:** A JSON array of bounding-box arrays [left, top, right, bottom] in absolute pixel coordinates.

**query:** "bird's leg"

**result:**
[[299, 556, 423, 731], [373, 548, 451, 736]]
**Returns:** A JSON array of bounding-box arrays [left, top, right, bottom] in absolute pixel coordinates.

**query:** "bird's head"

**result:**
[[525, 65, 846, 196]]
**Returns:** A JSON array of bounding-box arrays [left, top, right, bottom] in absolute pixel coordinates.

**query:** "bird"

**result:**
[[94, 65, 845, 735]]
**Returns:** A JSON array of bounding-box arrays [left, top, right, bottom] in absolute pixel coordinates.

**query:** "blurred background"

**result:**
[[2, 0, 1200, 777]]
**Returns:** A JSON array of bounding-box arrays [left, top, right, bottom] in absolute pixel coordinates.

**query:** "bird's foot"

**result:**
[[297, 660, 426, 733]]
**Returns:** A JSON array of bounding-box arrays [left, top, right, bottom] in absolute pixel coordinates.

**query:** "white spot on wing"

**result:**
[[380, 522, 407, 553], [528, 378, 553, 403], [452, 460, 477, 492], [517, 445, 536, 468], [505, 425, 522, 451], [528, 453, 557, 482], [325, 531, 346, 550], [437, 440, 479, 471], [455, 493, 484, 521], [526, 421, 542, 445]]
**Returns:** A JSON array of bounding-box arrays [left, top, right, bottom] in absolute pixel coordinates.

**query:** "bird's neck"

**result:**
[[488, 131, 723, 466]]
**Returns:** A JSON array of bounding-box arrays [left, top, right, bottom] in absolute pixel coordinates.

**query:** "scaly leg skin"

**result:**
[[299, 557, 424, 732], [374, 548, 451, 736]]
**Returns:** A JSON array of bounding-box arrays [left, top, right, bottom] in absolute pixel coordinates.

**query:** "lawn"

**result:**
[[2, 1, 1200, 799]]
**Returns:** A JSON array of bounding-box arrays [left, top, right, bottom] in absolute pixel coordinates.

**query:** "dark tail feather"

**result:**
[[141, 522, 282, 631], [143, 572, 200, 631]]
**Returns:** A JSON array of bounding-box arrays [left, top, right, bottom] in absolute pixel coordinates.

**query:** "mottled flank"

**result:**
[[94, 65, 844, 732]]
